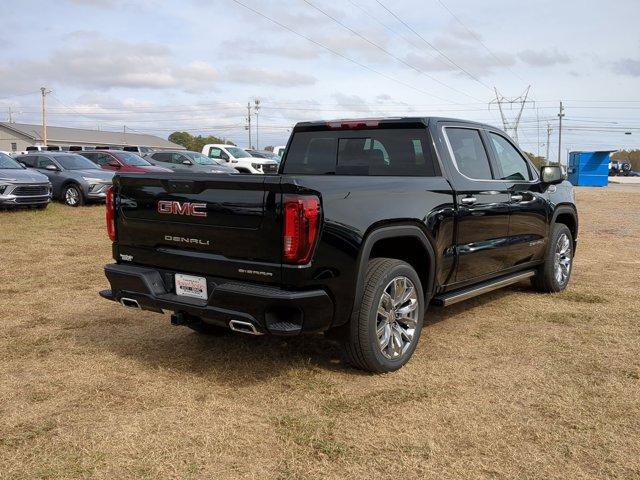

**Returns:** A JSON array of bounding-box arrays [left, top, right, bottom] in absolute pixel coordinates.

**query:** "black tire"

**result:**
[[341, 258, 425, 373], [532, 223, 574, 293], [62, 184, 84, 207]]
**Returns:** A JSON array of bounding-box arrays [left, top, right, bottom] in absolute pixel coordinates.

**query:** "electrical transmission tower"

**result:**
[[489, 86, 533, 144]]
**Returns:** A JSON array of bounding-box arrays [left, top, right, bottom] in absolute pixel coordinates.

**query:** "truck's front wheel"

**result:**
[[532, 223, 574, 293], [341, 258, 425, 373]]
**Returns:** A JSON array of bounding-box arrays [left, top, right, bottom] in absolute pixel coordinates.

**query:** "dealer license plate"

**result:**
[[175, 273, 208, 300]]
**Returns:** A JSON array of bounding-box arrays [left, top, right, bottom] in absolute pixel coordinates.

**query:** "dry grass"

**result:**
[[1, 187, 639, 479]]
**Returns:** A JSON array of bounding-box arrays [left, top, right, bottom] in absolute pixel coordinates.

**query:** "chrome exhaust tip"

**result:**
[[120, 297, 141, 309], [229, 319, 263, 335]]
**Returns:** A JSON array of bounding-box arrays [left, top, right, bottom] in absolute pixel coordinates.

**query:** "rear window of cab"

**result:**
[[282, 128, 438, 176]]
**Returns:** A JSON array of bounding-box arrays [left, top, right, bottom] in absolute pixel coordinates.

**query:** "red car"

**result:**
[[78, 150, 173, 173]]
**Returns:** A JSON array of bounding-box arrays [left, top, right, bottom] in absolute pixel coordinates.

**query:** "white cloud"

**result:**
[[225, 67, 316, 87], [518, 49, 571, 67], [612, 58, 640, 77], [0, 35, 218, 94]]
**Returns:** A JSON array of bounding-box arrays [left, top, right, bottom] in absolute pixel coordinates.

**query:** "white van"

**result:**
[[201, 144, 278, 174]]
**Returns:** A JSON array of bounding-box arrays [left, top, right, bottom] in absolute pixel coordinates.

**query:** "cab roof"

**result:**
[[292, 116, 495, 131]]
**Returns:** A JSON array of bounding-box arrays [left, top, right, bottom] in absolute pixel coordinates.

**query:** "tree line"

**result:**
[[168, 132, 235, 152]]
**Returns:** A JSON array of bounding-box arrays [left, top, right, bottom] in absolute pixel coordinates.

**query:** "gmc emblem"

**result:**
[[157, 200, 207, 217]]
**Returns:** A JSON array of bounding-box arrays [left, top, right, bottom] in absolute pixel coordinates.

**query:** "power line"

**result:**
[[434, 0, 526, 83], [301, 0, 481, 102], [375, 0, 493, 91], [229, 0, 457, 104]]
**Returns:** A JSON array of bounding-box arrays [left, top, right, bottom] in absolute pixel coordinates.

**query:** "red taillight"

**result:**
[[105, 186, 116, 241], [326, 118, 381, 129], [283, 195, 321, 264]]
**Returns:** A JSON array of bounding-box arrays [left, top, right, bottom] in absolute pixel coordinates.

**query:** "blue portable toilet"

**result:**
[[567, 150, 616, 187]]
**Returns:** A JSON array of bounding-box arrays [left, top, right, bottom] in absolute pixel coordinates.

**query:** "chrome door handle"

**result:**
[[511, 194, 523, 202], [461, 196, 477, 205]]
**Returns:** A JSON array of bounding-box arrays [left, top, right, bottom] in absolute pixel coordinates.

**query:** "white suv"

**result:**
[[201, 144, 278, 174]]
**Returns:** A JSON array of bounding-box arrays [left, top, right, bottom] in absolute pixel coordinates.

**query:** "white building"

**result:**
[[0, 122, 184, 153]]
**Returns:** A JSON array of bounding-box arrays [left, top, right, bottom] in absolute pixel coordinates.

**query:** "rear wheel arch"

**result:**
[[353, 225, 437, 314]]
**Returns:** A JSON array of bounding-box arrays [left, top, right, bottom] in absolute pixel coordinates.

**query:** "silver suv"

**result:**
[[0, 153, 51, 209]]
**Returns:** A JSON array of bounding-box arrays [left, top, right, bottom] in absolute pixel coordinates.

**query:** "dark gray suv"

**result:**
[[16, 153, 114, 206]]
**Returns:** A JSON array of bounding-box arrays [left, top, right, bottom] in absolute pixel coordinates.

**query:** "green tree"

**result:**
[[167, 131, 236, 152], [168, 131, 192, 149]]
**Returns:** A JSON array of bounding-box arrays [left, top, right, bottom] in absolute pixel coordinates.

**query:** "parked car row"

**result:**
[[199, 144, 279, 174], [2, 143, 286, 210], [16, 144, 156, 155]]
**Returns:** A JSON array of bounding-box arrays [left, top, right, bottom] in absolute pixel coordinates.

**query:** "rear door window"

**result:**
[[445, 128, 493, 180], [18, 156, 36, 167], [152, 153, 171, 163], [283, 128, 436, 176]]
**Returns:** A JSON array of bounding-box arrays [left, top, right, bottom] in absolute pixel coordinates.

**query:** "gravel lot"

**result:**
[[1, 186, 639, 479]]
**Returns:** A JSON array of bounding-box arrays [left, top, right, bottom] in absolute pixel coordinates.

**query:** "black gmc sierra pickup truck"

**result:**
[[100, 117, 578, 372]]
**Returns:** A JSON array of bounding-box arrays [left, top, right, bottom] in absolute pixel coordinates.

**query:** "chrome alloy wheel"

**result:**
[[376, 276, 419, 359], [554, 233, 572, 285], [65, 187, 79, 206]]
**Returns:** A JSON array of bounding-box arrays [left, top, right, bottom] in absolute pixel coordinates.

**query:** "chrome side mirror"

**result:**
[[540, 165, 564, 184]]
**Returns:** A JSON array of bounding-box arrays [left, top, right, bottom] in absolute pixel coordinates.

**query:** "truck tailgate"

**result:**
[[113, 173, 282, 283]]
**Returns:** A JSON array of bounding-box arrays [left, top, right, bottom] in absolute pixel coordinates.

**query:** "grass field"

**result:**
[[1, 187, 639, 479]]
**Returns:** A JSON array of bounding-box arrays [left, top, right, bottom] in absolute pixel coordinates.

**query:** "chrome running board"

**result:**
[[433, 270, 536, 307]]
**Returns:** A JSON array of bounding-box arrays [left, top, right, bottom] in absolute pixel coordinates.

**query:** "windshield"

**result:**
[[56, 155, 101, 170], [0, 153, 22, 169], [118, 152, 152, 166], [185, 152, 221, 165], [226, 147, 251, 158]]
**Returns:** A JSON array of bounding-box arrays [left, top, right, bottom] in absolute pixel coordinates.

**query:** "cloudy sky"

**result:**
[[1, 0, 639, 156]]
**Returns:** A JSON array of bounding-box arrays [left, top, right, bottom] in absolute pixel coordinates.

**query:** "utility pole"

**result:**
[[254, 99, 261, 150], [536, 107, 540, 157], [557, 101, 565, 166], [8, 106, 13, 123], [245, 102, 252, 148], [546, 123, 552, 163], [40, 87, 52, 146], [122, 125, 126, 146]]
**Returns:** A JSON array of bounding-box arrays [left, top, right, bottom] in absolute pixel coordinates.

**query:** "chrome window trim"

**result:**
[[441, 124, 539, 184]]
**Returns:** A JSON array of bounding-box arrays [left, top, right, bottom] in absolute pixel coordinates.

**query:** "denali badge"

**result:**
[[158, 200, 207, 217], [164, 235, 210, 246]]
